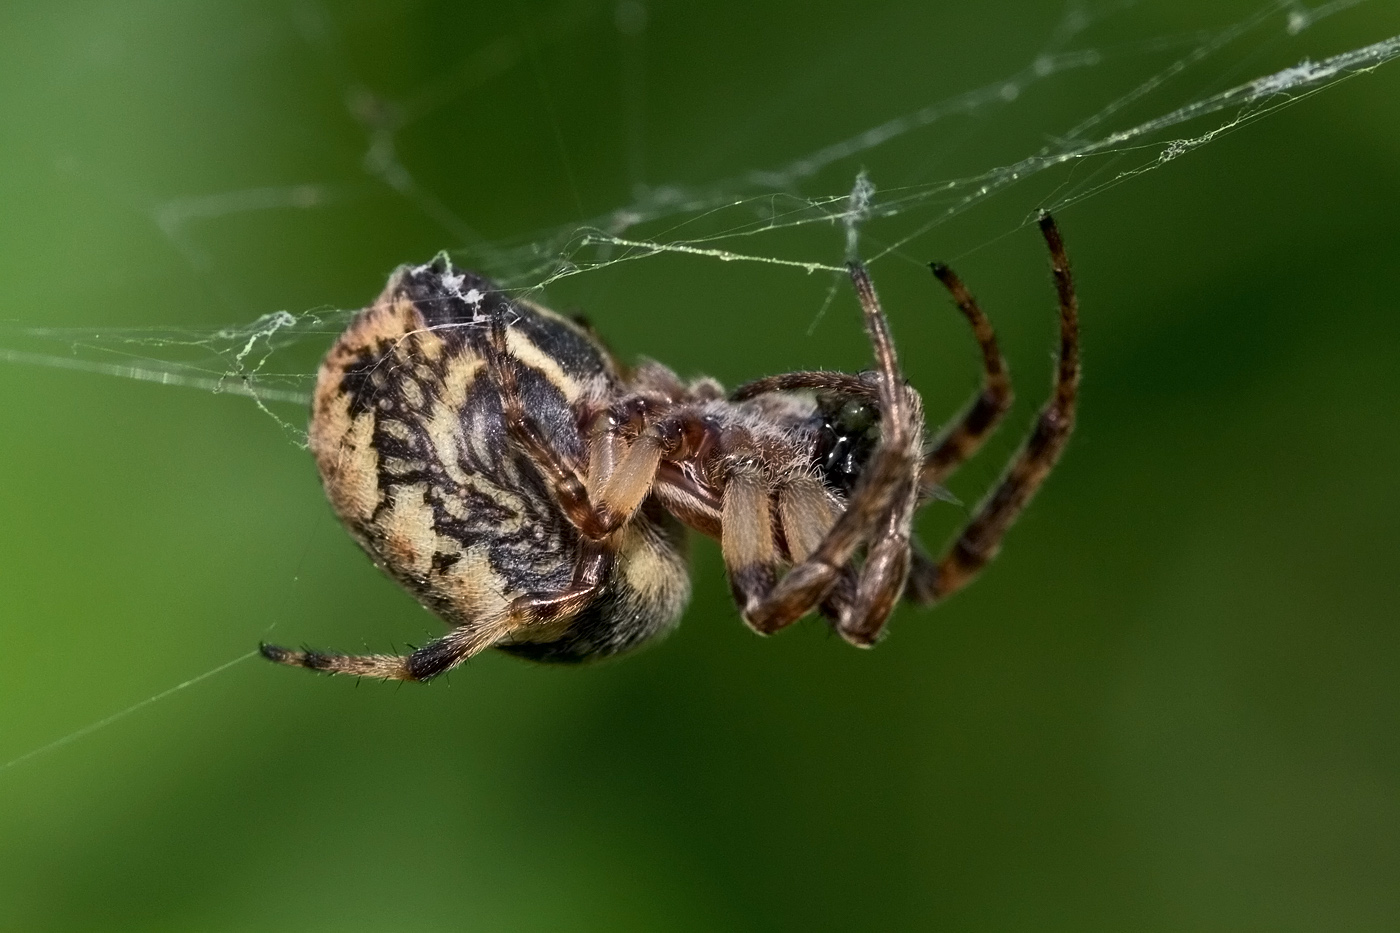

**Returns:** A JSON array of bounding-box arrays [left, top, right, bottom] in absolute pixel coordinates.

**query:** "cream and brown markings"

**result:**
[[308, 256, 637, 653]]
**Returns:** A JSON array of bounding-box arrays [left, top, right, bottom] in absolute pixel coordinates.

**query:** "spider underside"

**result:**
[[261, 213, 1081, 681]]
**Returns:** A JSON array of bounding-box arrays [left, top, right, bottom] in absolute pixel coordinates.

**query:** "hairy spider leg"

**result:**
[[835, 386, 924, 645], [729, 371, 880, 404], [921, 261, 1015, 490], [259, 543, 612, 681], [478, 316, 612, 539], [783, 477, 864, 627], [776, 475, 839, 565], [906, 211, 1080, 604], [720, 466, 781, 622], [481, 317, 671, 541], [723, 464, 876, 634], [259, 619, 510, 682], [823, 267, 927, 645], [743, 261, 925, 640]]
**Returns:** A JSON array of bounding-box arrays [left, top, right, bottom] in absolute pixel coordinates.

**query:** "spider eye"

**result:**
[[837, 400, 876, 433]]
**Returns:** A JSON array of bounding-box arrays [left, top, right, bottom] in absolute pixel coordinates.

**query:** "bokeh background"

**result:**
[[3, 1, 1399, 929]]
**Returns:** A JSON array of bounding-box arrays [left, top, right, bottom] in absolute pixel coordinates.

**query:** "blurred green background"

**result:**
[[3, 1, 1399, 929]]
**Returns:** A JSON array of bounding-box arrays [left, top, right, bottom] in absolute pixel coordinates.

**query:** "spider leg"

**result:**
[[779, 468, 913, 644], [743, 262, 925, 634], [496, 541, 612, 642], [480, 317, 604, 535], [920, 261, 1014, 491], [259, 624, 507, 683], [719, 468, 863, 632], [261, 544, 610, 681], [730, 371, 880, 404], [906, 212, 1080, 604], [777, 475, 838, 563], [721, 468, 782, 626], [782, 480, 862, 628], [836, 475, 920, 644], [482, 318, 676, 540]]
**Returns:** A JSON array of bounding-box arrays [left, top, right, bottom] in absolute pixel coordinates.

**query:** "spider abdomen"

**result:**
[[309, 257, 689, 664]]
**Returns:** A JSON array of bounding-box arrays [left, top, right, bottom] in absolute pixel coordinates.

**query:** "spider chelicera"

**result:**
[[261, 212, 1080, 681]]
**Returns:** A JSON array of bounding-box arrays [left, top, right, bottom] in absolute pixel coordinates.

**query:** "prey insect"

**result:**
[[261, 213, 1081, 681]]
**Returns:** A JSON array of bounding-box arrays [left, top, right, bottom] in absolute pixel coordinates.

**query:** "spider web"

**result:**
[[1, 0, 1396, 771], [2, 0, 1394, 443]]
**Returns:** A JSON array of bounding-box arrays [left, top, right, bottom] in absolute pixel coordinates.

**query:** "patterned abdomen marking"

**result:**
[[310, 258, 617, 641]]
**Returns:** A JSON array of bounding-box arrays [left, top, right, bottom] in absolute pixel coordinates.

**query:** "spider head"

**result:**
[[812, 393, 880, 495]]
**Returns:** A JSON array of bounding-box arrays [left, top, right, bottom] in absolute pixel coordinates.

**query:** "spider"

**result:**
[[261, 212, 1080, 681]]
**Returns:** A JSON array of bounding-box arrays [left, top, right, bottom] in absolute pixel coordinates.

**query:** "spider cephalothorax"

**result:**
[[261, 213, 1080, 681]]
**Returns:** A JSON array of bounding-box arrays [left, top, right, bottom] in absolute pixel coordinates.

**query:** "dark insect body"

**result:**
[[261, 214, 1081, 681]]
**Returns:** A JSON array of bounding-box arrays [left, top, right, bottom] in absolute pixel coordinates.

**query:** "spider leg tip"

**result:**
[[258, 641, 288, 663], [837, 628, 883, 649]]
